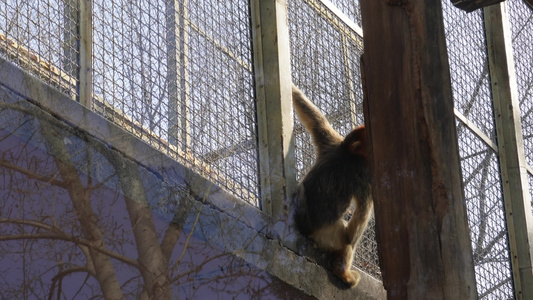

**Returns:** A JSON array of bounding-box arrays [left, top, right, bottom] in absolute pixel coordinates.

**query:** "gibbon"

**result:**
[[292, 85, 373, 287]]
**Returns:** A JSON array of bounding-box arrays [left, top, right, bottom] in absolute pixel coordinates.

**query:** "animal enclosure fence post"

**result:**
[[79, 0, 92, 108], [359, 0, 477, 299], [166, 0, 190, 151], [62, 0, 78, 101], [484, 3, 533, 299], [250, 0, 296, 218]]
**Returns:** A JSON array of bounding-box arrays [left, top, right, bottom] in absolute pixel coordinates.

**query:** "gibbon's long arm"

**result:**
[[292, 85, 343, 157]]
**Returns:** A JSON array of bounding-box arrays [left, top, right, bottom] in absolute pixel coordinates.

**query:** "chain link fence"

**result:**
[[509, 0, 533, 167], [1, 0, 532, 297], [0, 0, 259, 205], [508, 0, 533, 215], [443, 1, 511, 298], [456, 120, 512, 299], [92, 0, 259, 204], [0, 0, 78, 99], [288, 0, 380, 280], [442, 1, 527, 298]]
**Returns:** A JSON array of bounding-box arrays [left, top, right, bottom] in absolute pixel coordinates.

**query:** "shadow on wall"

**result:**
[[0, 84, 314, 299]]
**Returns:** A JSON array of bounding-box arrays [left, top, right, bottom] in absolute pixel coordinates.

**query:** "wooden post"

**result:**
[[63, 0, 78, 100], [166, 0, 190, 150], [484, 3, 533, 299], [250, 0, 296, 218], [360, 1, 477, 299], [79, 0, 92, 108]]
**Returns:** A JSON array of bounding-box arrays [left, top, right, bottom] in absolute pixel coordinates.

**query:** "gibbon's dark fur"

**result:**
[[292, 85, 373, 287]]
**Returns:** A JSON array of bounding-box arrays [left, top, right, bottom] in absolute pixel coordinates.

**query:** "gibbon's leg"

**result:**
[[310, 218, 348, 251], [330, 198, 372, 286], [332, 244, 361, 287], [292, 85, 343, 156], [346, 197, 373, 248]]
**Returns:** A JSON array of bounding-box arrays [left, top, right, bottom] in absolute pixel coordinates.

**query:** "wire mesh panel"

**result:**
[[1, 0, 529, 294], [326, 0, 362, 27], [289, 1, 364, 178], [442, 2, 514, 298], [456, 122, 513, 299], [92, 1, 170, 142], [508, 2, 533, 186], [288, 0, 381, 279], [0, 0, 79, 99], [92, 0, 259, 205], [442, 2, 496, 142]]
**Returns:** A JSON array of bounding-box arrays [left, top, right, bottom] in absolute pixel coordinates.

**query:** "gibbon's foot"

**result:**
[[332, 246, 360, 287], [335, 269, 361, 287]]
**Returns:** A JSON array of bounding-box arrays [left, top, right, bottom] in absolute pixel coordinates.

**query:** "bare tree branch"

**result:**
[[0, 159, 66, 187], [0, 232, 139, 268], [48, 266, 89, 300]]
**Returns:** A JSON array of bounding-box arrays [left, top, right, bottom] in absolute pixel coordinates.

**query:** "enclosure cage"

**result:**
[[0, 0, 532, 299]]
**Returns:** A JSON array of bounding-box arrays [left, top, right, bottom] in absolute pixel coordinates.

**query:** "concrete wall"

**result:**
[[0, 58, 385, 299]]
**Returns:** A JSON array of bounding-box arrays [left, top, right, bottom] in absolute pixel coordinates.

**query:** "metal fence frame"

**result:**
[[1, 0, 532, 298]]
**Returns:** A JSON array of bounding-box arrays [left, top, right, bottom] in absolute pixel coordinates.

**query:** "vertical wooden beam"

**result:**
[[250, 0, 296, 218], [79, 0, 92, 108], [166, 0, 190, 150], [63, 0, 78, 100], [484, 3, 533, 299], [360, 0, 477, 299]]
